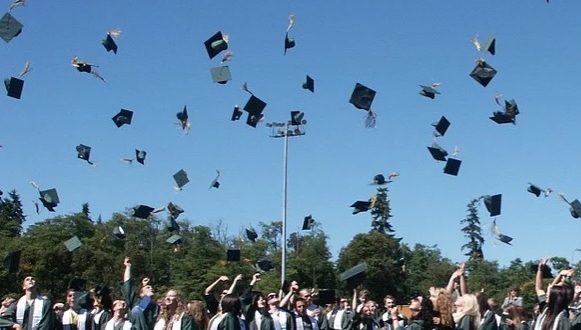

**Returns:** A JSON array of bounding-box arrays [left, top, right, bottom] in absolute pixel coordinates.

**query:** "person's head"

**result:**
[[140, 284, 154, 298], [65, 289, 76, 308], [430, 288, 454, 327], [267, 293, 280, 311], [21, 276, 36, 292], [416, 297, 435, 328], [454, 294, 478, 315], [547, 285, 573, 316], [504, 306, 525, 325], [163, 289, 182, 309], [112, 300, 127, 317], [476, 292, 490, 315], [252, 292, 266, 309], [187, 300, 208, 329], [487, 298, 497, 311], [220, 294, 241, 315], [299, 289, 312, 304], [365, 301, 377, 313], [409, 297, 422, 313], [1, 296, 16, 308], [384, 295, 396, 309], [339, 298, 349, 309], [359, 289, 370, 303], [220, 289, 228, 300], [360, 304, 373, 318], [509, 287, 520, 298], [294, 297, 307, 316]]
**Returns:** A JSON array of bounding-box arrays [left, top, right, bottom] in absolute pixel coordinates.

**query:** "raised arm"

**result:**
[[535, 258, 547, 296], [458, 263, 468, 295], [352, 289, 357, 310], [227, 274, 242, 294], [446, 263, 464, 295], [123, 256, 131, 282], [280, 281, 298, 308], [204, 276, 229, 296]]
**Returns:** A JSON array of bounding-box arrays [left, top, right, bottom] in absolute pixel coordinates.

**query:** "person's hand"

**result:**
[[53, 303, 64, 311], [12, 324, 21, 330], [219, 275, 230, 282], [141, 278, 150, 286], [291, 281, 299, 292], [124, 257, 131, 267], [506, 319, 514, 326], [433, 317, 441, 325], [252, 273, 261, 283], [390, 306, 399, 318], [234, 274, 242, 282]]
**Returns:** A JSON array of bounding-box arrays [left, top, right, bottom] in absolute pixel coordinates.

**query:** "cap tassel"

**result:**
[[559, 192, 571, 205], [108, 28, 122, 39], [8, 0, 25, 11], [286, 14, 296, 33], [471, 36, 482, 52], [121, 158, 134, 164], [494, 92, 503, 106], [221, 51, 234, 63], [33, 200, 39, 214], [30, 180, 40, 191], [18, 61, 31, 78], [364, 110, 376, 128], [242, 82, 253, 95]]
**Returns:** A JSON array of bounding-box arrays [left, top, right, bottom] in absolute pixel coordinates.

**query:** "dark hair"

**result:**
[[476, 292, 490, 316], [251, 291, 265, 308], [221, 294, 241, 315], [541, 285, 574, 330], [415, 297, 434, 330]]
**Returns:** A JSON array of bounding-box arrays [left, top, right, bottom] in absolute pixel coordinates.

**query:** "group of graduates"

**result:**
[[2, 258, 581, 330]]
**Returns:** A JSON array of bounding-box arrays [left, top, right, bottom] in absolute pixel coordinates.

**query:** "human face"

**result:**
[[164, 290, 177, 307], [295, 301, 306, 315], [385, 298, 395, 309], [409, 299, 421, 312], [22, 276, 36, 291], [300, 291, 312, 303], [454, 296, 464, 312], [66, 290, 75, 307], [256, 296, 266, 308], [362, 306, 372, 317], [141, 285, 154, 297]]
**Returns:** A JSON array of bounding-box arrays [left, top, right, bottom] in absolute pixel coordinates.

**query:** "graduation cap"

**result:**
[[339, 262, 368, 286], [470, 59, 497, 87], [210, 66, 231, 84], [569, 200, 581, 219], [482, 37, 496, 55], [226, 249, 240, 262], [284, 33, 295, 55], [255, 260, 274, 272], [492, 220, 512, 245], [112, 109, 133, 127], [427, 143, 448, 161], [349, 83, 376, 111], [528, 184, 543, 197], [64, 236, 82, 252], [302, 215, 315, 230], [372, 174, 387, 185], [443, 158, 461, 176], [166, 234, 183, 245], [102, 31, 120, 54], [4, 77, 23, 99], [483, 194, 502, 217], [246, 228, 258, 242], [432, 116, 450, 137], [419, 85, 440, 99], [39, 188, 59, 212], [173, 169, 189, 190], [167, 202, 184, 219], [4, 250, 21, 273], [490, 112, 515, 124], [204, 31, 228, 59], [530, 263, 553, 278], [132, 205, 155, 219], [231, 105, 243, 121], [76, 144, 94, 165], [135, 149, 146, 165], [303, 75, 314, 93], [351, 200, 372, 214], [243, 95, 267, 128], [176, 105, 189, 131], [290, 111, 305, 126], [0, 12, 23, 43], [68, 277, 87, 291], [113, 225, 126, 239], [317, 290, 336, 305], [71, 57, 106, 82], [209, 170, 220, 189], [94, 284, 111, 297]]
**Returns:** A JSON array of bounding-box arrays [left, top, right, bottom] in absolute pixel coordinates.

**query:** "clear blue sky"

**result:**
[[2, 1, 581, 267]]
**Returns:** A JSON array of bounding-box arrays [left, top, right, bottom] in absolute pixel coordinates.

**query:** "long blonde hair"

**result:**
[[432, 288, 454, 327], [452, 294, 480, 329]]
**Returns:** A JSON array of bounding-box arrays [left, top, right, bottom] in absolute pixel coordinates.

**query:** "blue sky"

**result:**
[[2, 1, 581, 267]]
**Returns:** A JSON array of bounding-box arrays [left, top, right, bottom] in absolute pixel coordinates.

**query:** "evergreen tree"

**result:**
[[370, 186, 396, 237], [460, 198, 485, 260], [81, 202, 91, 219], [0, 189, 26, 237]]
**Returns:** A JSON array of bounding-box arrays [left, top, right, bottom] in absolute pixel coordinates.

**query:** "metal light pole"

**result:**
[[266, 112, 306, 286]]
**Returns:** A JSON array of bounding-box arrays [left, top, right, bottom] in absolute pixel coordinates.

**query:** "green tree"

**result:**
[[460, 198, 484, 260], [370, 187, 396, 236], [0, 190, 26, 238], [81, 202, 91, 219], [401, 244, 456, 297]]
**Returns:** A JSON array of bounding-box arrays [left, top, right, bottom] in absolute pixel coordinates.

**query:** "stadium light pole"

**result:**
[[266, 112, 306, 286]]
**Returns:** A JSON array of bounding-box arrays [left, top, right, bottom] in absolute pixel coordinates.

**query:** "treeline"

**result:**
[[0, 190, 574, 313]]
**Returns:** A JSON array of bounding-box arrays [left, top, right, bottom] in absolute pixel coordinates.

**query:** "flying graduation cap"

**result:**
[[303, 75, 314, 93], [4, 250, 21, 273], [483, 194, 502, 217], [176, 105, 190, 132], [102, 28, 121, 54], [167, 202, 184, 220], [71, 57, 106, 82], [64, 236, 82, 252], [302, 215, 315, 230], [284, 15, 296, 55], [443, 158, 462, 176], [339, 262, 368, 287], [351, 200, 372, 215], [527, 183, 551, 197], [427, 142, 448, 161], [76, 144, 94, 165], [4, 76, 23, 99], [209, 170, 221, 189], [243, 95, 267, 128], [204, 31, 228, 59], [112, 109, 133, 127], [37, 187, 59, 212], [490, 99, 519, 125], [210, 66, 231, 84], [132, 204, 156, 219], [419, 84, 441, 99], [0, 12, 23, 43], [255, 260, 274, 273], [166, 234, 183, 245], [113, 225, 126, 239], [491, 220, 512, 245], [231, 105, 243, 121], [173, 169, 189, 190], [469, 59, 497, 87], [472, 36, 496, 55], [349, 83, 376, 111], [246, 228, 258, 242], [135, 149, 146, 165], [432, 116, 450, 137]]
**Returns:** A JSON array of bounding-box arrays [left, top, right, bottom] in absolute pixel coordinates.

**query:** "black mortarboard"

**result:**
[[483, 37, 496, 55], [226, 249, 240, 262], [76, 144, 93, 163], [231, 105, 243, 121], [317, 290, 336, 305], [173, 169, 189, 190], [210, 66, 231, 84], [528, 184, 542, 197], [102, 33, 118, 54], [530, 264, 553, 278], [4, 250, 21, 273], [349, 83, 376, 111], [166, 234, 183, 245], [246, 228, 258, 242], [167, 202, 184, 219], [483, 194, 502, 217], [112, 109, 133, 127], [64, 236, 82, 252], [256, 260, 274, 272], [433, 116, 450, 137], [427, 143, 448, 161], [284, 33, 295, 55], [496, 233, 513, 245], [0, 12, 23, 43], [209, 170, 220, 189], [373, 174, 386, 185], [419, 85, 440, 99], [113, 225, 126, 239], [339, 262, 368, 286], [469, 60, 497, 87], [302, 215, 315, 230], [244, 95, 266, 128], [4, 77, 23, 99], [303, 75, 314, 93], [94, 285, 111, 297], [204, 31, 228, 59], [490, 112, 515, 124], [133, 205, 155, 219], [351, 200, 372, 214], [291, 111, 305, 126], [135, 149, 146, 165], [443, 158, 462, 176], [39, 188, 59, 212], [168, 217, 180, 232], [68, 277, 87, 291], [569, 200, 581, 219]]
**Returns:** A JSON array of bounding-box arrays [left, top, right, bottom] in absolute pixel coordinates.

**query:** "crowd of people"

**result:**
[[2, 258, 581, 330]]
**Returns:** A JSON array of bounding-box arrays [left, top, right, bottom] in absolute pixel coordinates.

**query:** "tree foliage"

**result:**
[[461, 198, 485, 260]]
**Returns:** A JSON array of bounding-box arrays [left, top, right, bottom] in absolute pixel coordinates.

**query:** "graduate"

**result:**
[[104, 300, 132, 330], [120, 257, 159, 330], [153, 289, 193, 330], [13, 276, 53, 330], [216, 294, 244, 330], [241, 273, 275, 330], [91, 286, 113, 330], [0, 296, 20, 330]]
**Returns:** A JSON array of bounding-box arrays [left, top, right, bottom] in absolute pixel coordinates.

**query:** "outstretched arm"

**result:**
[[446, 263, 464, 295], [123, 256, 131, 282], [536, 258, 547, 296], [280, 281, 298, 308], [227, 274, 242, 295], [352, 289, 357, 311], [204, 276, 229, 296]]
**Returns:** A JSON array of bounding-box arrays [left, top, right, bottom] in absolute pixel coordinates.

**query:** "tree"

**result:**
[[401, 244, 456, 298], [0, 190, 26, 238], [460, 198, 485, 260], [81, 202, 91, 220], [370, 186, 397, 237]]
